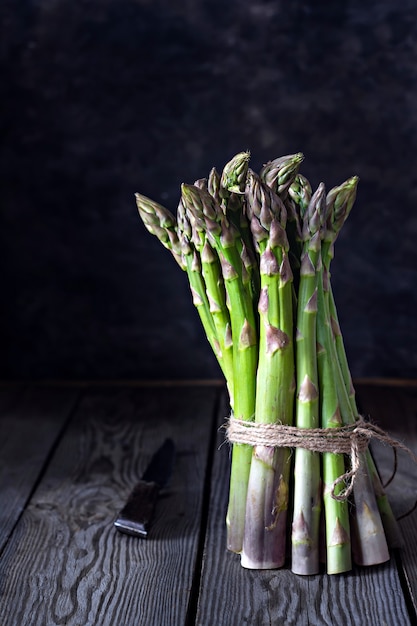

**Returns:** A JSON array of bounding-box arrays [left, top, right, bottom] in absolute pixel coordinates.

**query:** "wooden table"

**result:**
[[0, 380, 416, 625]]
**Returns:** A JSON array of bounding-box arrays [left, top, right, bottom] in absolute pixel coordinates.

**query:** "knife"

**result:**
[[114, 438, 175, 538]]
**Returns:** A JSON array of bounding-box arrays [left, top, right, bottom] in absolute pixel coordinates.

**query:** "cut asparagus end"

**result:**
[[241, 448, 289, 569]]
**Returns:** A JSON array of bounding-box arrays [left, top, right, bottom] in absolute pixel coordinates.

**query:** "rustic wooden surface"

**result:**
[[0, 381, 416, 626]]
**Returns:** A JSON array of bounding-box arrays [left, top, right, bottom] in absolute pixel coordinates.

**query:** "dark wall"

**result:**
[[2, 0, 417, 380]]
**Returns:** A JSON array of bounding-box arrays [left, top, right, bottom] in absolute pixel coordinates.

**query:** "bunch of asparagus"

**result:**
[[136, 152, 400, 575]]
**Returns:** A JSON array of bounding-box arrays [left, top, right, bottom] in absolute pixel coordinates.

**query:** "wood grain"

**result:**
[[355, 382, 417, 616], [0, 382, 416, 626], [0, 385, 219, 626], [196, 388, 414, 626], [0, 385, 80, 552]]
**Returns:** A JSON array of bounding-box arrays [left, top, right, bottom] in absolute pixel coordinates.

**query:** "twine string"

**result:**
[[225, 416, 417, 501]]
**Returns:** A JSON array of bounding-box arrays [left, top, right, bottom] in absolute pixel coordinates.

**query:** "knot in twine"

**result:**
[[225, 415, 417, 502]]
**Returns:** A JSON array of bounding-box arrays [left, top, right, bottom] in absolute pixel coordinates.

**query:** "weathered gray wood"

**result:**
[[0, 385, 80, 551], [0, 382, 415, 626], [196, 388, 414, 626], [0, 385, 219, 626], [355, 382, 417, 616]]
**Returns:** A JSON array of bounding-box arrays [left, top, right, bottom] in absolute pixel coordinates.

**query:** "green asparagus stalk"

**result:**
[[328, 287, 402, 548], [288, 174, 312, 250], [324, 179, 399, 546], [136, 192, 231, 382], [240, 171, 294, 569], [220, 152, 261, 307], [291, 184, 325, 575], [261, 155, 304, 289], [316, 251, 352, 574], [287, 173, 313, 286], [207, 167, 222, 204], [180, 181, 258, 553], [289, 174, 312, 218], [135, 193, 185, 269], [322, 178, 390, 566], [208, 163, 259, 306], [219, 151, 251, 240], [180, 191, 235, 405]]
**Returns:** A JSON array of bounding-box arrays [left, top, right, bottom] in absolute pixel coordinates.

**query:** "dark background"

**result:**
[[1, 0, 417, 381]]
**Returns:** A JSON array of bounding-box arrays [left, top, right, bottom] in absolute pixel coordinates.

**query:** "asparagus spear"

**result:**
[[324, 176, 400, 547], [328, 287, 402, 548], [220, 152, 261, 307], [135, 193, 185, 269], [180, 181, 258, 553], [206, 164, 259, 310], [291, 184, 325, 575], [208, 163, 259, 304], [179, 190, 234, 404], [220, 150, 251, 195], [287, 173, 313, 288], [219, 151, 251, 238], [260, 153, 304, 199], [207, 167, 222, 204], [316, 252, 352, 574], [240, 171, 294, 569], [289, 174, 312, 218], [322, 178, 390, 566], [136, 192, 228, 380], [261, 155, 305, 289]]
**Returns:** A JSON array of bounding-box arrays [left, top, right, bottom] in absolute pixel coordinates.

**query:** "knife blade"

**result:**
[[114, 437, 175, 538]]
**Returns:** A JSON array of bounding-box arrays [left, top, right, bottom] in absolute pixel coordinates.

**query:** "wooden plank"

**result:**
[[196, 389, 414, 626], [355, 382, 417, 616], [0, 385, 219, 626], [0, 385, 81, 551]]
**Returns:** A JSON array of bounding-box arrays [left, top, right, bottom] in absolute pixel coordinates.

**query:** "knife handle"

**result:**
[[114, 480, 160, 538]]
